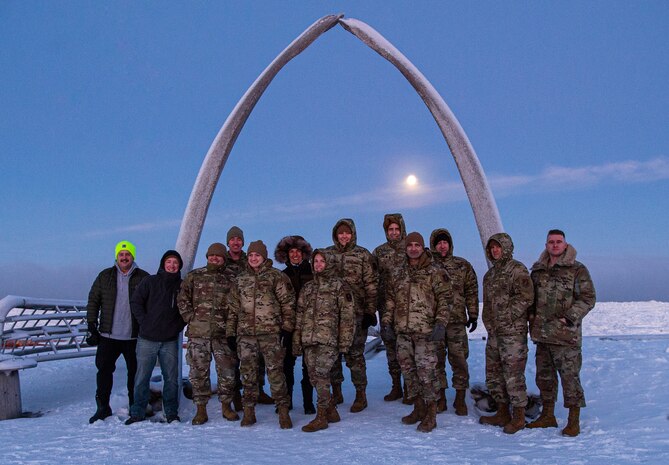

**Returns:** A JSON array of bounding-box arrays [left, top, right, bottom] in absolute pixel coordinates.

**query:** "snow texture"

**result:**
[[1, 302, 668, 465]]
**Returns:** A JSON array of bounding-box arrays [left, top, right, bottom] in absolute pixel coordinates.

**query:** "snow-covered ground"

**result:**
[[2, 302, 668, 465]]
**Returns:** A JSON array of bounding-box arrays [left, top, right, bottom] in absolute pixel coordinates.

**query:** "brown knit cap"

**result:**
[[227, 226, 244, 245], [336, 224, 352, 235], [247, 240, 268, 260], [206, 242, 227, 257], [405, 231, 425, 248]]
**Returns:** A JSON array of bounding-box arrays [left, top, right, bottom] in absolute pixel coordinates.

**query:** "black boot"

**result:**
[[89, 395, 112, 424], [302, 378, 315, 415]]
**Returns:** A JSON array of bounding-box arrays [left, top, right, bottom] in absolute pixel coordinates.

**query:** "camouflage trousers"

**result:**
[[437, 323, 470, 390], [237, 334, 289, 407], [535, 342, 586, 408], [186, 337, 237, 405], [379, 309, 401, 379], [396, 333, 440, 402], [330, 316, 368, 389], [485, 332, 528, 408], [304, 345, 338, 410]]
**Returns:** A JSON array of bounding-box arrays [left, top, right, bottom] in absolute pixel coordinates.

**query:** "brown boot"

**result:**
[[454, 389, 468, 416], [221, 402, 240, 421], [191, 404, 208, 425], [384, 374, 403, 402], [561, 407, 580, 437], [402, 382, 412, 405], [240, 406, 256, 427], [278, 405, 293, 429], [258, 389, 274, 405], [350, 389, 368, 413], [503, 406, 526, 434], [332, 383, 344, 405], [402, 396, 426, 425], [327, 397, 341, 423], [232, 390, 243, 412], [302, 407, 329, 432], [417, 401, 438, 433], [527, 401, 558, 428], [437, 389, 447, 413], [479, 402, 511, 427]]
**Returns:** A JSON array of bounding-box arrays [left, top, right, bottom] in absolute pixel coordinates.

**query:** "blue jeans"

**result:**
[[130, 337, 179, 419]]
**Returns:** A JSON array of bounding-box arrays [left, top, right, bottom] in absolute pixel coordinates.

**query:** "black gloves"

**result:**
[[466, 316, 478, 333], [86, 323, 100, 346], [362, 312, 378, 330], [381, 324, 396, 341], [280, 329, 293, 348], [430, 323, 446, 342], [227, 336, 237, 352]]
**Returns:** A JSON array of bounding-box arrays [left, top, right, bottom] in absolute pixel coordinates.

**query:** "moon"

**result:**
[[406, 174, 418, 187]]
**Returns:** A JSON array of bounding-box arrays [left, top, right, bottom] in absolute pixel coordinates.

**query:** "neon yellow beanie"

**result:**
[[115, 241, 136, 259]]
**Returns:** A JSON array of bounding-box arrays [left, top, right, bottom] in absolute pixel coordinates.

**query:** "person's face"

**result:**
[[288, 248, 303, 265], [435, 240, 450, 257], [546, 234, 567, 259], [207, 254, 225, 266], [116, 250, 134, 273], [228, 236, 243, 254], [313, 254, 326, 273], [164, 257, 180, 273], [337, 230, 352, 247], [406, 242, 424, 260], [489, 242, 503, 261], [387, 223, 401, 241], [248, 252, 264, 270]]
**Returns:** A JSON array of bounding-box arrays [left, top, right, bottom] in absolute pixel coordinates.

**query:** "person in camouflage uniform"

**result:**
[[226, 240, 296, 429], [293, 249, 356, 432], [178, 242, 239, 425], [327, 218, 378, 413], [429, 228, 479, 416], [527, 229, 596, 437], [372, 213, 407, 403], [382, 232, 452, 433], [479, 232, 534, 434]]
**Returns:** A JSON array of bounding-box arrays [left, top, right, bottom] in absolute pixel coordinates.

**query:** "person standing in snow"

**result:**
[[527, 229, 596, 437], [86, 240, 149, 423], [125, 250, 186, 424]]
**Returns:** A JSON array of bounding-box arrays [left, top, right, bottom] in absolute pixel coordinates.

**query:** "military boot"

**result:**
[[402, 382, 412, 405], [437, 389, 447, 413], [278, 405, 293, 429], [191, 404, 208, 425], [402, 396, 426, 425], [240, 406, 256, 427], [479, 402, 511, 427], [222, 402, 240, 421], [527, 401, 558, 428], [332, 383, 344, 405], [503, 406, 526, 434], [417, 401, 438, 433], [561, 407, 580, 437], [89, 395, 112, 424], [258, 388, 274, 405], [302, 407, 328, 433], [350, 389, 368, 413], [454, 389, 468, 416], [232, 389, 243, 412], [327, 397, 341, 423], [383, 374, 403, 402]]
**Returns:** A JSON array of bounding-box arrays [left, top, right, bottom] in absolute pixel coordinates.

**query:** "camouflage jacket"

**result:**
[[429, 228, 479, 324], [372, 213, 407, 313], [293, 249, 356, 352], [383, 251, 452, 335], [529, 245, 596, 347], [226, 259, 296, 337], [224, 250, 248, 277], [177, 263, 235, 338], [482, 233, 534, 336], [326, 218, 378, 317]]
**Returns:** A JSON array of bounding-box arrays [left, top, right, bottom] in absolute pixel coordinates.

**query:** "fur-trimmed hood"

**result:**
[[274, 235, 313, 264], [532, 244, 578, 271]]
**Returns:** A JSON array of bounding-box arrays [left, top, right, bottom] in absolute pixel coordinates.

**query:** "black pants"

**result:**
[[95, 336, 137, 405], [282, 335, 313, 405]]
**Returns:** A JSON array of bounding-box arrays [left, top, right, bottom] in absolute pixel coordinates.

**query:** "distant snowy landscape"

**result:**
[[1, 301, 668, 465]]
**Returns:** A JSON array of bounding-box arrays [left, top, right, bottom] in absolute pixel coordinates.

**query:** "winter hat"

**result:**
[[115, 241, 136, 260], [405, 231, 425, 249], [227, 226, 244, 245], [336, 224, 352, 235], [433, 233, 450, 247], [206, 242, 227, 257], [160, 250, 183, 271], [247, 240, 268, 260]]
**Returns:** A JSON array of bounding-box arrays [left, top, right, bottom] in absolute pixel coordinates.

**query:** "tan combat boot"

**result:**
[[350, 389, 368, 413], [332, 383, 344, 405], [327, 396, 341, 423], [561, 407, 580, 437], [437, 388, 447, 413], [258, 388, 274, 405], [278, 405, 293, 429], [479, 402, 511, 427], [503, 406, 526, 434], [191, 404, 208, 425], [454, 389, 468, 416], [527, 401, 558, 428], [383, 374, 403, 402], [417, 401, 438, 433], [221, 402, 240, 421], [302, 407, 329, 432], [240, 406, 256, 427], [402, 396, 426, 425]]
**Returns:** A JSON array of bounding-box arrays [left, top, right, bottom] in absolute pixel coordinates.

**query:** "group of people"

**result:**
[[85, 215, 595, 436]]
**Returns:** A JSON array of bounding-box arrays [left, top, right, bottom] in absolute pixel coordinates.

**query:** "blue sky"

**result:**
[[1, 1, 667, 301]]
